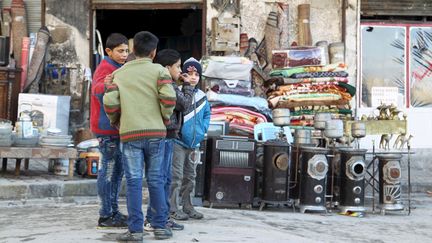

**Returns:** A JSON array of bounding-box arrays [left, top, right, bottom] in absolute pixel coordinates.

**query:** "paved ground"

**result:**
[[1, 156, 432, 242], [0, 193, 431, 243]]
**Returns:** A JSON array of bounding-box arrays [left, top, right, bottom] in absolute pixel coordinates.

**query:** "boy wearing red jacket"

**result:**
[[90, 33, 129, 228]]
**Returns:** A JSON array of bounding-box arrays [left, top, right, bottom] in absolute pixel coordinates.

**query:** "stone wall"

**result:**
[[206, 0, 343, 54], [44, 0, 90, 134]]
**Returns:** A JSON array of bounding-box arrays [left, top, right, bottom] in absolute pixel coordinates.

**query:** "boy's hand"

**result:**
[[179, 73, 191, 84], [104, 74, 113, 84]]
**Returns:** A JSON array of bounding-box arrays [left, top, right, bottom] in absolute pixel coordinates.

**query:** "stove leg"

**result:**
[[259, 202, 266, 211], [2, 158, 7, 172]]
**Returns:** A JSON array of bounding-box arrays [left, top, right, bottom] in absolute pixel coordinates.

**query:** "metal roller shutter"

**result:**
[[361, 0, 432, 17]]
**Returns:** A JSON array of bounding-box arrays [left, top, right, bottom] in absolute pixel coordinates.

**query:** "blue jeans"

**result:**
[[122, 138, 167, 232], [97, 136, 123, 218], [146, 139, 173, 223]]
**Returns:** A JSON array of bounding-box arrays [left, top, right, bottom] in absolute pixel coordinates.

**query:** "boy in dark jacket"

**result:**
[[90, 33, 129, 228], [144, 49, 194, 232], [170, 58, 211, 220]]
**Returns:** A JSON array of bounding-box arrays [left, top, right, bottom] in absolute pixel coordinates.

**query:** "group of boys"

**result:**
[[90, 31, 210, 241]]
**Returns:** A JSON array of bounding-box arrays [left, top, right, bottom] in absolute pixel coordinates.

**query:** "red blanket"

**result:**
[[211, 106, 267, 135]]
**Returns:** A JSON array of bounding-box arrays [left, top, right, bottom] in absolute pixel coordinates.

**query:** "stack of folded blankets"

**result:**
[[202, 56, 270, 137], [264, 62, 355, 127]]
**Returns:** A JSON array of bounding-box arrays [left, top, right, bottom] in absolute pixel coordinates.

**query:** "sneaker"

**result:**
[[113, 211, 128, 222], [116, 230, 143, 242], [153, 227, 173, 240], [144, 219, 154, 232], [171, 210, 189, 220], [97, 216, 127, 228], [166, 219, 184, 230], [183, 207, 204, 219]]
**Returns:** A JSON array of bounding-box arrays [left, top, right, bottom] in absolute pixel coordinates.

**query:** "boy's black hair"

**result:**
[[133, 31, 159, 57], [154, 49, 181, 67], [105, 33, 128, 50]]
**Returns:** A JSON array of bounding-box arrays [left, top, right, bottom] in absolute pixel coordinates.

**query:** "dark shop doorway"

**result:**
[[92, 8, 203, 70]]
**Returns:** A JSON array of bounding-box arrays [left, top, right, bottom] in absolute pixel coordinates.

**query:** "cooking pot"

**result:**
[[324, 119, 344, 138], [294, 129, 311, 144], [351, 121, 366, 138], [314, 113, 332, 130], [272, 108, 291, 126]]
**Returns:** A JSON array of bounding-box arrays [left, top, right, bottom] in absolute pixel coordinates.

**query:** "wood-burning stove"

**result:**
[[205, 136, 256, 206]]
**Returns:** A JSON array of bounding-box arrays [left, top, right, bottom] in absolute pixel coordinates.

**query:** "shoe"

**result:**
[[144, 219, 154, 232], [153, 227, 173, 240], [116, 230, 143, 242], [166, 219, 184, 230], [183, 207, 204, 219], [171, 210, 189, 220], [113, 211, 128, 222], [97, 215, 128, 228]]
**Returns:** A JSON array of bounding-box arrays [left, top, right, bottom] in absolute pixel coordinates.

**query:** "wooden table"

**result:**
[[0, 147, 78, 178]]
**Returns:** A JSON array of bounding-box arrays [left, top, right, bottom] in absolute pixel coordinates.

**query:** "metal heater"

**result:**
[[205, 136, 256, 206], [261, 140, 290, 207], [377, 153, 404, 214], [289, 143, 316, 206], [299, 146, 329, 213], [326, 145, 351, 208], [339, 148, 367, 213]]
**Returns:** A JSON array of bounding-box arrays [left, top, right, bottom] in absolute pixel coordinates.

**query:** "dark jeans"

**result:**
[[147, 139, 173, 223], [97, 136, 123, 218], [122, 138, 167, 232]]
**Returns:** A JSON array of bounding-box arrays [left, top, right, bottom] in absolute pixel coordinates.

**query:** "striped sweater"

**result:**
[[103, 57, 176, 142]]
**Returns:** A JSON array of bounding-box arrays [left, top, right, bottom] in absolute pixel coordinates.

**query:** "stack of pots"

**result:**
[[272, 108, 291, 127], [324, 119, 344, 139], [314, 113, 332, 130], [351, 121, 366, 138]]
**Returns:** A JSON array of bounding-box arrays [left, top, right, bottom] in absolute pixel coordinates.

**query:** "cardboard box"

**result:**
[[18, 94, 71, 134]]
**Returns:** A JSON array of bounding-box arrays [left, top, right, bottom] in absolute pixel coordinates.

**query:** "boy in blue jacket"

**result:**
[[169, 57, 211, 220]]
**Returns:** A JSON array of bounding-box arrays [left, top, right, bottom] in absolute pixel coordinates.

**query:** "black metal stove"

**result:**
[[204, 136, 256, 207], [338, 148, 367, 213], [299, 146, 330, 213], [260, 139, 291, 208]]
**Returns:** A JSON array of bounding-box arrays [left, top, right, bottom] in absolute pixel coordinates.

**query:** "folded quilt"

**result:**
[[265, 76, 349, 88], [211, 106, 268, 135], [206, 90, 270, 112], [207, 78, 254, 96], [269, 62, 347, 77], [289, 71, 349, 79]]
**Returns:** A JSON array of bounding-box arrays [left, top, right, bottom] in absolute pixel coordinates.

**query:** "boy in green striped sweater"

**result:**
[[103, 31, 176, 241]]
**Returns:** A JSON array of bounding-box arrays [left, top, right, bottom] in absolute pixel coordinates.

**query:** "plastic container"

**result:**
[[54, 159, 69, 175]]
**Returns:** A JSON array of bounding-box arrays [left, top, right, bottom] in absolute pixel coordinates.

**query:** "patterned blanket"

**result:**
[[269, 62, 347, 77], [211, 106, 267, 135]]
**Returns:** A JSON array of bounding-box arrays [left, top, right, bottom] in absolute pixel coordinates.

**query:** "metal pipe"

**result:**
[[408, 144, 411, 215], [372, 140, 376, 214]]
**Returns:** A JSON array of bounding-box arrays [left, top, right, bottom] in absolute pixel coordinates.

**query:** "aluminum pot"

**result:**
[[324, 119, 344, 138], [351, 121, 366, 138], [314, 113, 332, 130], [272, 108, 291, 126], [294, 129, 311, 144]]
